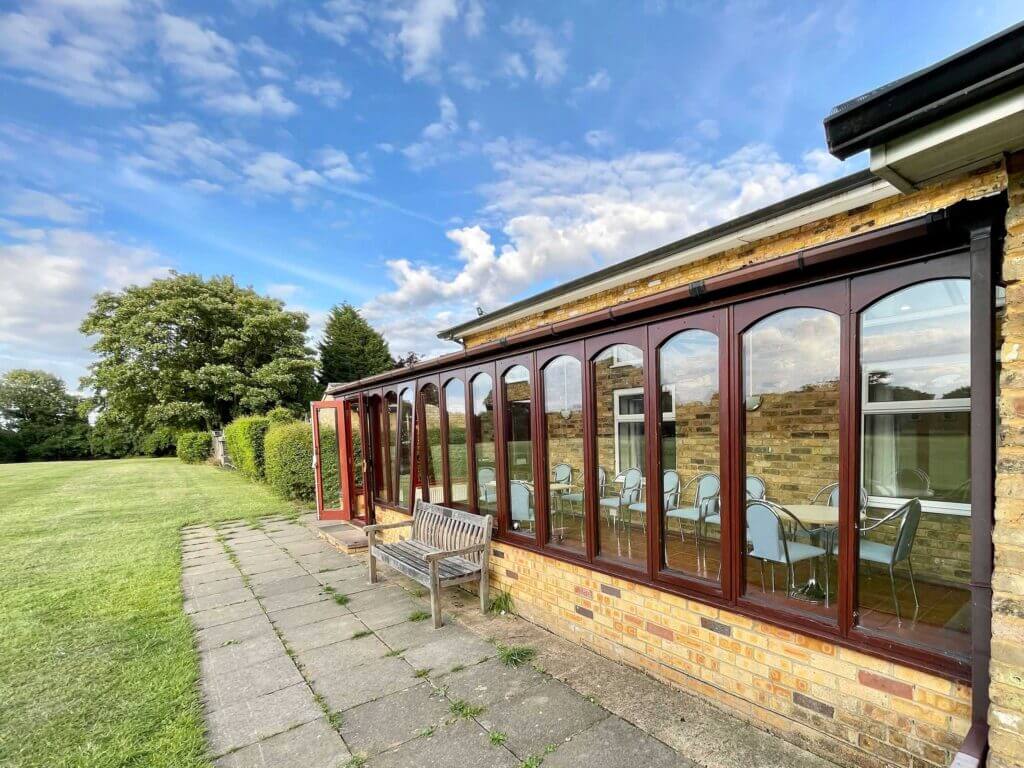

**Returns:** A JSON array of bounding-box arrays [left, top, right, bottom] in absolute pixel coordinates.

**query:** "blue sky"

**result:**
[[0, 0, 1019, 389]]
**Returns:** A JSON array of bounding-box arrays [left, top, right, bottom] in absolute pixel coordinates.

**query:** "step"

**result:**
[[314, 522, 368, 553]]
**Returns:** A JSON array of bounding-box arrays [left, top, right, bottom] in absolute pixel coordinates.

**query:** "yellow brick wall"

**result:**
[[462, 163, 1007, 348], [373, 504, 968, 767], [989, 150, 1024, 768]]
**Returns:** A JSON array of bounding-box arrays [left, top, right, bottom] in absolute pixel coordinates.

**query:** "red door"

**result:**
[[311, 400, 351, 521]]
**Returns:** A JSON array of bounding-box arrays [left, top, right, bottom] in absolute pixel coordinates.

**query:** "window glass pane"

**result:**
[[545, 356, 584, 552], [349, 401, 365, 516], [317, 408, 341, 509], [503, 365, 534, 536], [594, 344, 646, 569], [386, 392, 398, 503], [743, 308, 840, 621], [472, 374, 497, 515], [369, 396, 388, 502], [659, 330, 720, 582], [421, 385, 442, 502], [445, 380, 469, 504], [398, 387, 413, 507], [862, 279, 970, 402], [857, 279, 972, 659]]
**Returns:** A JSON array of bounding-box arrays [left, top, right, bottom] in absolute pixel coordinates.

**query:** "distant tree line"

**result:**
[[1, 274, 412, 464]]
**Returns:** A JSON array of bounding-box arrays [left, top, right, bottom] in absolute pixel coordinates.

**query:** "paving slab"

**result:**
[[185, 576, 247, 599], [190, 599, 265, 630], [438, 658, 548, 708], [204, 682, 321, 757], [235, 557, 300, 576], [185, 588, 256, 615], [308, 655, 419, 712], [259, 586, 330, 613], [214, 718, 350, 768], [247, 565, 309, 586], [338, 682, 450, 756], [254, 574, 321, 598], [282, 614, 367, 653], [283, 540, 333, 556], [477, 679, 609, 758], [297, 634, 391, 678], [541, 715, 686, 768], [182, 567, 243, 587], [201, 630, 285, 669], [202, 653, 305, 710], [365, 719, 518, 768], [398, 631, 495, 674], [196, 614, 277, 652], [268, 597, 352, 630]]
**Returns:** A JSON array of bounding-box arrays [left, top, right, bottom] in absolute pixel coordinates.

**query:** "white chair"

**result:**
[[746, 500, 826, 597], [600, 467, 643, 557], [477, 466, 497, 505], [666, 473, 720, 549], [746, 475, 767, 500]]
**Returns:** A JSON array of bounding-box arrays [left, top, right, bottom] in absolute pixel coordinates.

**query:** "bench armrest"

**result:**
[[424, 543, 486, 563], [364, 520, 413, 535]]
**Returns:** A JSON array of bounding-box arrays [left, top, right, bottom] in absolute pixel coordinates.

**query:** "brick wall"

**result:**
[[989, 150, 1024, 767]]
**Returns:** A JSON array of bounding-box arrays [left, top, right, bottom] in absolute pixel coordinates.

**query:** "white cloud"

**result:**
[[4, 189, 89, 224], [584, 129, 613, 149], [402, 94, 461, 169], [266, 282, 301, 300], [157, 13, 237, 83], [449, 61, 487, 91], [0, 227, 171, 383], [243, 152, 324, 196], [391, 0, 459, 80], [500, 52, 528, 82], [316, 147, 367, 183], [696, 118, 720, 141], [579, 69, 610, 92], [0, 0, 155, 107], [295, 75, 351, 107], [364, 141, 849, 358], [240, 35, 293, 67], [504, 16, 568, 86], [202, 83, 298, 117], [464, 0, 484, 37], [295, 0, 369, 47]]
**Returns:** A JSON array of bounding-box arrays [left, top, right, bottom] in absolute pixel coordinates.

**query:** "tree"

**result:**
[[317, 303, 393, 388], [0, 369, 90, 462], [80, 273, 316, 433]]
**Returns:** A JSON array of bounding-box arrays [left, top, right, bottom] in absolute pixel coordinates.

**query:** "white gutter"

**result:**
[[452, 178, 899, 341]]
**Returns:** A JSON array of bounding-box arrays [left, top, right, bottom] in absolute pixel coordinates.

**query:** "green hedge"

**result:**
[[265, 421, 315, 502], [176, 431, 211, 464], [224, 416, 270, 481], [266, 406, 295, 424], [139, 426, 177, 457]]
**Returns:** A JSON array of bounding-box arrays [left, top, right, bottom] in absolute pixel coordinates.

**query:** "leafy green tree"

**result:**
[[80, 273, 316, 432], [317, 303, 393, 388], [0, 369, 90, 461]]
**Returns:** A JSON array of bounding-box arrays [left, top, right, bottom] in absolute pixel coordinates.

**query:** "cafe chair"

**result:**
[[746, 500, 827, 598], [837, 498, 922, 623], [477, 466, 497, 505], [746, 475, 767, 500], [509, 480, 535, 532], [600, 467, 643, 557], [812, 482, 870, 511], [666, 473, 720, 551]]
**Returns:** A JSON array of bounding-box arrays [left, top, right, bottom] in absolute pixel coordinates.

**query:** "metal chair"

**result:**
[[477, 466, 497, 505], [812, 482, 869, 511], [550, 463, 579, 542], [665, 472, 720, 547], [509, 480, 535, 532], [746, 475, 767, 500], [599, 467, 643, 557], [627, 468, 681, 545], [838, 498, 922, 623], [552, 463, 573, 486], [746, 500, 827, 597]]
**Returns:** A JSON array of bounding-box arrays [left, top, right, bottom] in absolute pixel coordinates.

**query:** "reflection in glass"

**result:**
[[857, 279, 972, 659], [544, 356, 585, 552], [504, 365, 534, 535], [370, 396, 389, 502], [659, 330, 720, 581], [317, 408, 342, 509], [386, 392, 398, 503], [743, 308, 840, 621], [445, 379, 469, 504], [398, 387, 414, 508], [349, 401, 366, 516], [594, 344, 646, 568], [472, 374, 497, 515], [422, 384, 442, 502]]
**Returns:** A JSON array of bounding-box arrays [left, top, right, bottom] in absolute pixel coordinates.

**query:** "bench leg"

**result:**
[[479, 565, 489, 615], [368, 552, 378, 584], [429, 561, 442, 629]]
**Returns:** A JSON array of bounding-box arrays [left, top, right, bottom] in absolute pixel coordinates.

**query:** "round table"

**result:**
[[785, 504, 839, 527]]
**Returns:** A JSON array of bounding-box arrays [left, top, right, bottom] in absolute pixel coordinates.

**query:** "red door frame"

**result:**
[[311, 399, 351, 521]]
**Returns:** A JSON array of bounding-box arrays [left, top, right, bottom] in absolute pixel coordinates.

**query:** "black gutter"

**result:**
[[824, 20, 1024, 160], [437, 169, 879, 341]]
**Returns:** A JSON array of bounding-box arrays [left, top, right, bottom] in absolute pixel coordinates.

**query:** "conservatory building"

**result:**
[[313, 22, 1024, 768]]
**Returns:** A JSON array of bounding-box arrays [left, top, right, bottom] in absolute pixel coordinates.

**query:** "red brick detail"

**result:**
[[575, 586, 594, 600], [646, 621, 674, 641], [857, 670, 913, 699]]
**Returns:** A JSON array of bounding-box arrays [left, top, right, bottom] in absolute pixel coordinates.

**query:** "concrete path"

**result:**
[[181, 517, 837, 768]]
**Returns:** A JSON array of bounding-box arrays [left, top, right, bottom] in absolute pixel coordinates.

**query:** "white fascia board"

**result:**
[[872, 85, 1024, 192], [456, 178, 899, 340]]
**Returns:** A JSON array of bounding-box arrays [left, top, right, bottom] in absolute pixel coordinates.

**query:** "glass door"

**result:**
[[311, 400, 348, 520]]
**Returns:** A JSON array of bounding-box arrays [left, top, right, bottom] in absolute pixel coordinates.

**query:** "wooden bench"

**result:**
[[364, 500, 493, 628]]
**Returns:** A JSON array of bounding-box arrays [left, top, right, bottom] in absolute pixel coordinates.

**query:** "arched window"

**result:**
[[471, 374, 496, 515], [444, 379, 469, 504], [420, 384, 441, 502], [543, 356, 584, 552], [397, 387, 414, 508], [503, 365, 534, 536]]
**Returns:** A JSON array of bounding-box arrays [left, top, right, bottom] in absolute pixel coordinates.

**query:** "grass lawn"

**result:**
[[0, 458, 301, 768]]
